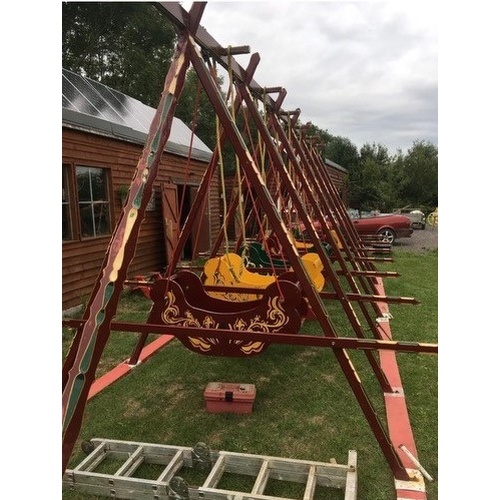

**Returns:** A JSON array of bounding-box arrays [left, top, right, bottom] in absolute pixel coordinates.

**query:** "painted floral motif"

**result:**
[[159, 291, 289, 355]]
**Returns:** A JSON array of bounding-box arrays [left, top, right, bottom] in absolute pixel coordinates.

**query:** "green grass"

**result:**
[[62, 248, 438, 499]]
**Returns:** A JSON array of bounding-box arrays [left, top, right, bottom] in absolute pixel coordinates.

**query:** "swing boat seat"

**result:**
[[292, 237, 314, 252], [240, 241, 289, 269], [146, 270, 307, 357], [242, 242, 326, 291], [203, 252, 325, 301], [264, 231, 333, 258], [203, 252, 275, 301], [301, 252, 326, 291], [330, 229, 343, 250]]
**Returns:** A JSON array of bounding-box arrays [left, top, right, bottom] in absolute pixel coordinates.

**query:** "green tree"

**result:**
[[175, 68, 218, 150], [62, 2, 176, 107], [359, 142, 391, 166], [387, 150, 409, 209], [175, 68, 259, 173], [346, 141, 438, 213], [400, 140, 438, 211], [347, 143, 389, 211], [324, 136, 359, 170]]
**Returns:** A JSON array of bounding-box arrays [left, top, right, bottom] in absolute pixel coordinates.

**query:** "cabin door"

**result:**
[[186, 185, 211, 257], [161, 182, 179, 266]]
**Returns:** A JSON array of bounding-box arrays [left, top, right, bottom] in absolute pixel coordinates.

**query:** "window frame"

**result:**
[[62, 164, 75, 242], [62, 162, 113, 242]]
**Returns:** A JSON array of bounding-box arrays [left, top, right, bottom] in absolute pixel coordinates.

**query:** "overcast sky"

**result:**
[[180, 0, 437, 155]]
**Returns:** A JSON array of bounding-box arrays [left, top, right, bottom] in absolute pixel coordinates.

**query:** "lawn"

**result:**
[[62, 247, 438, 500]]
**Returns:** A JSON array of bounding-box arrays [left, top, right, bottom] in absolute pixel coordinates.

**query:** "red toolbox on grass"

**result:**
[[204, 382, 256, 414]]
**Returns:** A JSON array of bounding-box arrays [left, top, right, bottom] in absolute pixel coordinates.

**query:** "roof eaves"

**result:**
[[325, 158, 348, 173], [62, 108, 212, 163]]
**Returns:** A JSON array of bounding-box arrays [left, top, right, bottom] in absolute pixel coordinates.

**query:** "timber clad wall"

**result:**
[[327, 167, 348, 206], [62, 128, 217, 311]]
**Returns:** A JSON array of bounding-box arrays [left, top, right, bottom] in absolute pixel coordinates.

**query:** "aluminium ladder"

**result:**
[[63, 438, 357, 500]]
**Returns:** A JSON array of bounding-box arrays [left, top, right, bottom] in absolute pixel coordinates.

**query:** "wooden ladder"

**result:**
[[63, 438, 357, 500]]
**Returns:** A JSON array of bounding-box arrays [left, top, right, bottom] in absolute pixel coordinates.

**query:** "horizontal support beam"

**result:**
[[320, 292, 419, 305], [212, 45, 251, 56], [63, 320, 437, 355], [155, 2, 284, 109]]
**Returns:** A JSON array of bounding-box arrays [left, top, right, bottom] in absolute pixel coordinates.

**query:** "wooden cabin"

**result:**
[[324, 158, 348, 206], [62, 69, 217, 312]]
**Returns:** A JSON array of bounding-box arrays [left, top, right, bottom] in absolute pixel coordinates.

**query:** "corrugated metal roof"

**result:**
[[325, 158, 347, 173], [62, 69, 213, 162]]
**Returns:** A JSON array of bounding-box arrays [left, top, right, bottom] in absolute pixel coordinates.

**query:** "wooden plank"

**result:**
[[114, 446, 144, 477], [199, 488, 293, 500], [374, 277, 428, 499], [344, 450, 358, 500], [250, 459, 270, 495], [202, 454, 226, 488], [303, 466, 316, 500], [157, 449, 185, 483], [73, 441, 107, 472], [70, 471, 168, 498], [87, 335, 174, 399]]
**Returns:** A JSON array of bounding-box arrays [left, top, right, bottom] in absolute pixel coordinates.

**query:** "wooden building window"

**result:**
[[62, 165, 73, 241], [62, 164, 112, 241], [76, 165, 112, 238]]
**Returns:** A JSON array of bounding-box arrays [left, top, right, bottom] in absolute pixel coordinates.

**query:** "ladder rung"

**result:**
[[202, 454, 226, 488], [200, 488, 295, 500], [114, 446, 144, 477], [157, 449, 185, 483], [64, 439, 358, 499], [251, 459, 270, 495], [73, 441, 107, 472], [303, 466, 317, 500]]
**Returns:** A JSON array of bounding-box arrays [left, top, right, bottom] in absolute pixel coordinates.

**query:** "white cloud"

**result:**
[[180, 1, 437, 155]]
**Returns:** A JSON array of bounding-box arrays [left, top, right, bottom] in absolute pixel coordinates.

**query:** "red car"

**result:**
[[291, 212, 412, 246], [350, 213, 413, 243]]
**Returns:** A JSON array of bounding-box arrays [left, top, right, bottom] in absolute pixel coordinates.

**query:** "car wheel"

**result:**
[[377, 228, 396, 244]]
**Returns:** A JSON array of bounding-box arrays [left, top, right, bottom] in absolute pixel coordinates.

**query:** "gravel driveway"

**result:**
[[392, 226, 438, 253]]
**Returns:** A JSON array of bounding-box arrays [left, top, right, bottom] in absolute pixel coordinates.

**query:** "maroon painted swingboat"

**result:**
[[62, 4, 437, 499]]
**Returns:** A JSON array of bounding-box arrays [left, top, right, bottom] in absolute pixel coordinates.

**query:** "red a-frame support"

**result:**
[[63, 4, 437, 497]]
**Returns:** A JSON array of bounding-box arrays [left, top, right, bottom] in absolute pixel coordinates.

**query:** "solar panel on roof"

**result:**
[[63, 70, 131, 127], [62, 68, 212, 159], [89, 78, 150, 131]]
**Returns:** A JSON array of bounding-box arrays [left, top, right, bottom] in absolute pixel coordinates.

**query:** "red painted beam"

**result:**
[[87, 335, 174, 399]]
